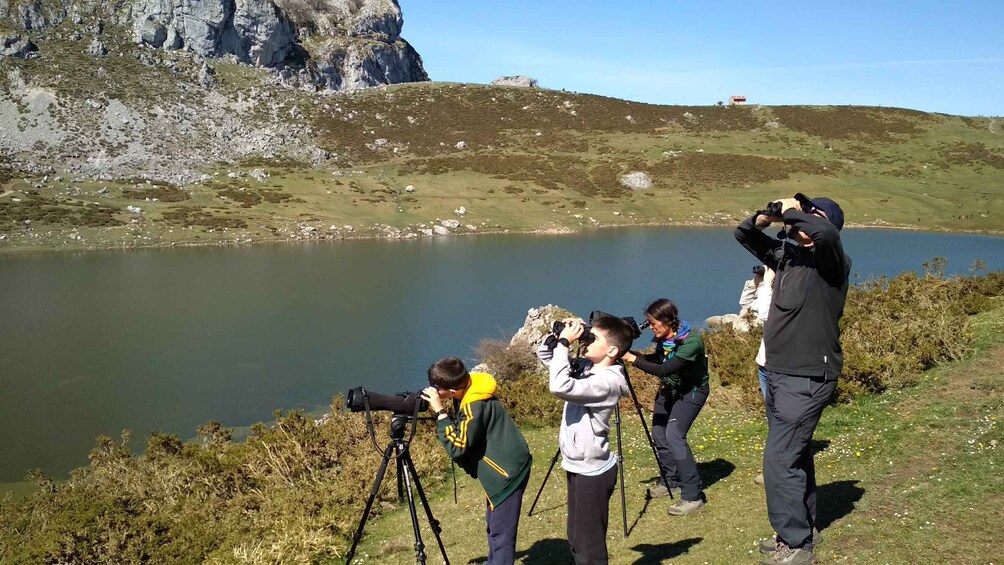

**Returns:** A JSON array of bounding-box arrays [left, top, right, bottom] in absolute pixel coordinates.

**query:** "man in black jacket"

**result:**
[[734, 195, 851, 565]]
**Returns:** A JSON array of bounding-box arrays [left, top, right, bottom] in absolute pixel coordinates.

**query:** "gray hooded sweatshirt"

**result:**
[[537, 342, 629, 474]]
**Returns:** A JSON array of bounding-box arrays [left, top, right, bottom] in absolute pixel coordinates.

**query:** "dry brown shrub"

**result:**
[[476, 338, 540, 382]]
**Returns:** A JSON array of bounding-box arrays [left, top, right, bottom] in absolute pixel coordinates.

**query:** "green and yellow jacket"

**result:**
[[436, 372, 532, 508]]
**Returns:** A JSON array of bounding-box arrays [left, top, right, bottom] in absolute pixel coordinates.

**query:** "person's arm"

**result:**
[[754, 275, 773, 324], [631, 355, 686, 388], [536, 340, 554, 366], [739, 279, 757, 311], [734, 214, 782, 270], [548, 345, 617, 403], [782, 209, 846, 282], [436, 401, 484, 459]]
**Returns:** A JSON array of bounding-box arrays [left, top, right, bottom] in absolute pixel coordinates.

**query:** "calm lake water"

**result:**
[[1, 227, 1002, 485]]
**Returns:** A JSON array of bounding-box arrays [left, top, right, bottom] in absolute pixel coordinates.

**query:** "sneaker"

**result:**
[[754, 473, 765, 486], [759, 530, 822, 555], [647, 483, 682, 498], [666, 497, 704, 516], [759, 542, 815, 565]]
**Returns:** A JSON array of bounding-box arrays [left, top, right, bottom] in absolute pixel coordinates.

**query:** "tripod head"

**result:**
[[389, 413, 414, 441]]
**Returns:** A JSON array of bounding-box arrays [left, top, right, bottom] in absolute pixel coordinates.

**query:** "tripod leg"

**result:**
[[345, 443, 396, 565], [395, 445, 429, 565], [625, 375, 674, 499], [527, 448, 561, 516], [404, 453, 451, 565], [397, 454, 406, 501], [615, 404, 628, 537]]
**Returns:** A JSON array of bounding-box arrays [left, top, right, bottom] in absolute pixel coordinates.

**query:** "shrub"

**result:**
[[704, 270, 1004, 402], [476, 338, 540, 382], [703, 324, 764, 410], [495, 373, 562, 427], [0, 405, 447, 563]]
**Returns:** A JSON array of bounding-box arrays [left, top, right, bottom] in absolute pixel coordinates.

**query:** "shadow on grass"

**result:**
[[698, 458, 736, 489], [468, 537, 574, 565], [817, 479, 864, 530], [626, 492, 652, 536], [812, 438, 831, 455], [630, 537, 703, 564], [641, 457, 737, 491]]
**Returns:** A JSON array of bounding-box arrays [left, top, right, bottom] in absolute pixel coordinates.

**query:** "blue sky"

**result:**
[[403, 1, 1003, 117]]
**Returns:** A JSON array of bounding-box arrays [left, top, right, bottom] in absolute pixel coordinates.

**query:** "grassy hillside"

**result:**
[[2, 32, 1003, 253]]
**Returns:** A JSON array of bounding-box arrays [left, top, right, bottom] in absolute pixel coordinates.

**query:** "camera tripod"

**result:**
[[527, 360, 672, 538], [345, 414, 450, 565]]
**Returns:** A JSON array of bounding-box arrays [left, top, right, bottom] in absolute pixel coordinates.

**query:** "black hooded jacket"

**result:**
[[734, 209, 851, 380]]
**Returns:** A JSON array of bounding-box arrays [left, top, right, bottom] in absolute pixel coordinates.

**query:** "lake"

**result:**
[[1, 227, 1001, 486]]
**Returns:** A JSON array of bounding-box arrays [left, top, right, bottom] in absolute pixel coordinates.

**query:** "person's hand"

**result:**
[[621, 351, 636, 364], [421, 386, 446, 413], [559, 318, 585, 343], [777, 197, 801, 214]]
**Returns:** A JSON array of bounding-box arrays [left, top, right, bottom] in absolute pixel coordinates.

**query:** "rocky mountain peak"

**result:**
[[1, 0, 428, 91]]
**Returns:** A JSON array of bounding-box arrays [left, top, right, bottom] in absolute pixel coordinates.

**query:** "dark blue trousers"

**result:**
[[763, 370, 836, 551], [485, 474, 528, 565]]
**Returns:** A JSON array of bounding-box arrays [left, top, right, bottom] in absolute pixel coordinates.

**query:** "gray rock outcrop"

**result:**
[[1, 33, 38, 58], [1, 0, 428, 92], [86, 37, 106, 56], [131, 0, 296, 67], [491, 75, 538, 88]]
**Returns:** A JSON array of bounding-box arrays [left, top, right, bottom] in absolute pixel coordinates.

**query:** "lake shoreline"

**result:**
[[2, 218, 1001, 257]]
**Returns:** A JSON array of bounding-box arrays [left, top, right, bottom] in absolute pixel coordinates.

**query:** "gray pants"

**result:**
[[652, 384, 708, 501], [763, 370, 836, 550]]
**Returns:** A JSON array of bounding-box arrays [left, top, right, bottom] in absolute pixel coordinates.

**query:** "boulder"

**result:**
[[198, 63, 216, 88], [705, 313, 751, 333], [619, 171, 652, 190], [432, 225, 450, 235], [440, 219, 460, 229], [454, 141, 467, 150], [86, 37, 107, 56], [491, 75, 538, 88]]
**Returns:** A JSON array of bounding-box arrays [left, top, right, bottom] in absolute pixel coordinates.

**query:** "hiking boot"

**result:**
[[754, 473, 765, 486], [666, 497, 704, 516], [647, 483, 682, 498], [759, 530, 822, 554], [758, 542, 815, 565]]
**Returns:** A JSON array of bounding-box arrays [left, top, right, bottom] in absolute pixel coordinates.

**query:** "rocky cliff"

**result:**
[[0, 0, 428, 182], [0, 0, 427, 91]]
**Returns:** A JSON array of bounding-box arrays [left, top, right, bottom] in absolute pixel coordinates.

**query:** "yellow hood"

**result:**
[[460, 372, 497, 407]]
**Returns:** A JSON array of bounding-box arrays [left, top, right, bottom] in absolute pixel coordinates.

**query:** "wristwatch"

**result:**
[[558, 337, 570, 347], [432, 408, 448, 418]]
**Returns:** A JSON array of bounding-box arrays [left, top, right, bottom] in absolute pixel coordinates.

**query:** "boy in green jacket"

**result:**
[[422, 357, 532, 565]]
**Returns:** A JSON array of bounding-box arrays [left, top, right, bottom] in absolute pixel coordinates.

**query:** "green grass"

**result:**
[[346, 299, 1004, 564]]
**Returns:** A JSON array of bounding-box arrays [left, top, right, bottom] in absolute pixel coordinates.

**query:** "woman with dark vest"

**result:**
[[621, 298, 710, 516]]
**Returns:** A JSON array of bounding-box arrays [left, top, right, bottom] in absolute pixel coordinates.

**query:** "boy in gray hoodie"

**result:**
[[537, 314, 633, 565]]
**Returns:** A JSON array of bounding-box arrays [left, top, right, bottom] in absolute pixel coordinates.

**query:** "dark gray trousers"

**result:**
[[566, 465, 617, 565], [651, 384, 708, 501], [763, 370, 836, 551]]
